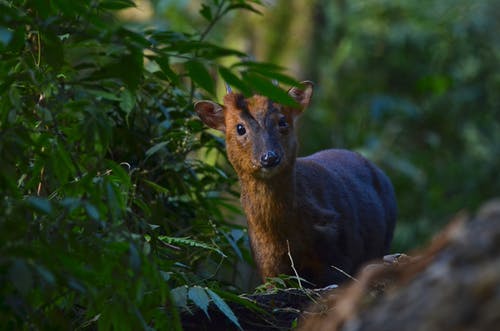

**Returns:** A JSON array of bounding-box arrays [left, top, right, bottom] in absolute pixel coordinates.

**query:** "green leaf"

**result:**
[[129, 243, 141, 273], [186, 60, 215, 95], [234, 61, 299, 86], [87, 89, 121, 101], [143, 179, 169, 194], [206, 289, 242, 330], [232, 61, 285, 72], [253, 70, 299, 87], [35, 264, 56, 286], [188, 286, 210, 318], [85, 202, 100, 220], [26, 197, 53, 214], [200, 4, 213, 21], [145, 141, 168, 158], [0, 27, 13, 46], [159, 270, 170, 281], [54, 143, 76, 180], [119, 89, 135, 114], [105, 160, 132, 188], [219, 67, 252, 95], [213, 289, 264, 313], [158, 236, 227, 257], [60, 198, 81, 212], [143, 241, 151, 255], [222, 231, 243, 260], [198, 43, 247, 59], [171, 286, 188, 309], [99, 0, 136, 10], [156, 56, 180, 84], [242, 72, 297, 106], [106, 181, 122, 221], [225, 3, 262, 15]]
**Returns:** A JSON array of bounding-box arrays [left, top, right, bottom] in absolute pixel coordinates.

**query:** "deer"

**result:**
[[194, 81, 397, 287]]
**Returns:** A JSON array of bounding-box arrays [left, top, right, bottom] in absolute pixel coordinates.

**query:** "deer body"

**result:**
[[195, 82, 397, 286]]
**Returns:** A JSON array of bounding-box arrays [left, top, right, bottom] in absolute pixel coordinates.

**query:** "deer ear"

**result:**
[[194, 100, 226, 132], [288, 81, 314, 112]]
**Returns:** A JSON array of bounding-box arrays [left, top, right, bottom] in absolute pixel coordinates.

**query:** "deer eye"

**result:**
[[236, 124, 246, 136], [278, 117, 288, 129]]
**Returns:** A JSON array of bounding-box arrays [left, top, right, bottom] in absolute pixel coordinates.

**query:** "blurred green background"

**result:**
[[152, 0, 500, 252]]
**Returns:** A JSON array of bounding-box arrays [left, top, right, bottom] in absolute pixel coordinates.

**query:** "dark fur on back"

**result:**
[[295, 149, 397, 284]]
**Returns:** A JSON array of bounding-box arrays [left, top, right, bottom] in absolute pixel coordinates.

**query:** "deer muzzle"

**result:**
[[260, 151, 281, 168]]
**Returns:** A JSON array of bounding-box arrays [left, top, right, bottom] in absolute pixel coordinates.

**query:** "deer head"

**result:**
[[195, 81, 314, 179]]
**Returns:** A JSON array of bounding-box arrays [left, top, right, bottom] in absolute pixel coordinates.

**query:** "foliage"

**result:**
[[0, 0, 296, 329]]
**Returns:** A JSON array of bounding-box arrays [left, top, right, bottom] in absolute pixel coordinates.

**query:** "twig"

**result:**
[[331, 265, 359, 283], [37, 166, 45, 196], [198, 0, 227, 42], [189, 0, 227, 102], [287, 240, 303, 289]]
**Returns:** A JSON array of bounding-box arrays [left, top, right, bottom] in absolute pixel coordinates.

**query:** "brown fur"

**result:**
[[195, 81, 397, 286]]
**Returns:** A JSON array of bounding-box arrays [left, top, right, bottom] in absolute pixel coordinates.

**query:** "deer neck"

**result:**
[[238, 167, 299, 278], [239, 168, 296, 233]]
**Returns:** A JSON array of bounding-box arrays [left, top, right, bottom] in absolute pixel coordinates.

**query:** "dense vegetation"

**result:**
[[0, 0, 286, 329], [0, 0, 498, 329]]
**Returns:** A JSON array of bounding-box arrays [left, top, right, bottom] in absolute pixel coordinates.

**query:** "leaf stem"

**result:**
[[199, 0, 227, 42], [190, 0, 228, 101]]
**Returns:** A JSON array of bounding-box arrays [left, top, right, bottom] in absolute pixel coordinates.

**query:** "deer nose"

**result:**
[[260, 151, 281, 168]]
